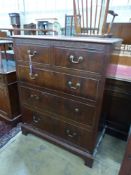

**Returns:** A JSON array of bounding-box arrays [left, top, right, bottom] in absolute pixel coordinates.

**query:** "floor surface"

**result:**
[[0, 132, 126, 175], [0, 121, 12, 138]]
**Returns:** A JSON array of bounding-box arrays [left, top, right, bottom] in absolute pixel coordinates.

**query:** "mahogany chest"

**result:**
[[13, 36, 122, 167]]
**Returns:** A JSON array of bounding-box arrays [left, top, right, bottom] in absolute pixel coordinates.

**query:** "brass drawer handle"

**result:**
[[75, 108, 79, 112], [68, 81, 80, 90], [66, 129, 77, 138], [69, 55, 83, 64], [29, 73, 38, 80], [30, 94, 40, 100], [27, 50, 37, 57], [27, 50, 37, 80], [33, 115, 41, 123]]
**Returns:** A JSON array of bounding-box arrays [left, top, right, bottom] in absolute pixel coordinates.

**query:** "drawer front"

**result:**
[[20, 86, 96, 126], [18, 66, 99, 101], [22, 107, 94, 152], [105, 78, 131, 96], [54, 46, 105, 74], [15, 44, 50, 64]]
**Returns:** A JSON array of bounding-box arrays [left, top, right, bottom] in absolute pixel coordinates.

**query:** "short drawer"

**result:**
[[18, 65, 99, 101], [22, 107, 94, 152], [14, 44, 50, 64], [19, 86, 96, 126], [54, 45, 105, 74]]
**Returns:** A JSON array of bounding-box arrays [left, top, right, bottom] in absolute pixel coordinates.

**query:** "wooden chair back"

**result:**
[[73, 0, 110, 35]]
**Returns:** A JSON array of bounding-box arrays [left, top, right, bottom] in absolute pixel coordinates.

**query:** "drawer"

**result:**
[[22, 107, 94, 152], [20, 86, 96, 126], [105, 78, 131, 95], [18, 65, 99, 101], [54, 46, 105, 74], [15, 44, 50, 64]]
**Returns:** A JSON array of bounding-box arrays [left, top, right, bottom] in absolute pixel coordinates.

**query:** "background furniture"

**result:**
[[102, 78, 131, 139], [65, 15, 76, 36], [73, 0, 111, 35], [23, 23, 36, 35], [0, 31, 7, 38], [0, 28, 57, 36], [13, 35, 121, 167], [119, 126, 131, 175], [101, 22, 131, 140], [0, 40, 21, 125], [0, 32, 8, 50], [36, 18, 58, 35], [9, 13, 21, 35], [0, 40, 13, 59], [37, 21, 53, 35], [106, 23, 131, 45]]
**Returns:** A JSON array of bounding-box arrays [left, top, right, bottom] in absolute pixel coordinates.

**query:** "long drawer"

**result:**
[[22, 107, 94, 152], [54, 45, 106, 74], [19, 85, 96, 127], [15, 44, 50, 64], [17, 65, 100, 101]]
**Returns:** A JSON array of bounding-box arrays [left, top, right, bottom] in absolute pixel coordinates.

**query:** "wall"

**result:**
[[107, 0, 131, 22], [0, 0, 130, 32]]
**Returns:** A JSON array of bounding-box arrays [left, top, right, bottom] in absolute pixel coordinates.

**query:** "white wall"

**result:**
[[22, 0, 73, 27], [107, 0, 131, 22], [0, 0, 19, 27], [0, 0, 130, 29]]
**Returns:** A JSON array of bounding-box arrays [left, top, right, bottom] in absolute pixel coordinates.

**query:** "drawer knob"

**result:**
[[30, 94, 34, 98], [27, 50, 37, 57], [69, 55, 83, 64], [75, 108, 79, 112], [29, 73, 38, 80], [30, 94, 40, 100], [33, 115, 41, 123], [66, 129, 77, 138], [68, 81, 80, 90]]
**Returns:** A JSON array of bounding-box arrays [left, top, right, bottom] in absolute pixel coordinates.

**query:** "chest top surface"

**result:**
[[13, 35, 122, 44]]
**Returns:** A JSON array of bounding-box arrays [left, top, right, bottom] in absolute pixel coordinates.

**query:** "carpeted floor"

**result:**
[[0, 132, 126, 175], [0, 121, 21, 149], [0, 121, 12, 138]]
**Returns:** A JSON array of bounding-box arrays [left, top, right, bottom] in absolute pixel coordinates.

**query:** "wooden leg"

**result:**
[[20, 123, 96, 167], [84, 157, 94, 168], [21, 124, 28, 136]]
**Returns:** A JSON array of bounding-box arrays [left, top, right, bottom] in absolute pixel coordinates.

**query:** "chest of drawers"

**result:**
[[13, 36, 122, 167]]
